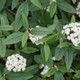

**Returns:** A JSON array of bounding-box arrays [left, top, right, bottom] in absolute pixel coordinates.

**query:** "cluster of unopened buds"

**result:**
[[46, 0, 56, 12], [76, 2, 80, 17], [40, 57, 58, 76], [62, 22, 80, 46], [29, 25, 46, 45], [6, 54, 26, 72]]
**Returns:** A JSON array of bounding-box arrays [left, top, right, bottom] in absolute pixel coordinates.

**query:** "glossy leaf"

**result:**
[[44, 44, 50, 62], [22, 31, 28, 47]]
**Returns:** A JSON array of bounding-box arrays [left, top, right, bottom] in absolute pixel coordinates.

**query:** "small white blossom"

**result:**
[[76, 2, 80, 17], [6, 54, 27, 72], [29, 25, 46, 45], [52, 56, 56, 61], [54, 65, 58, 70], [40, 65, 50, 75], [62, 22, 80, 46]]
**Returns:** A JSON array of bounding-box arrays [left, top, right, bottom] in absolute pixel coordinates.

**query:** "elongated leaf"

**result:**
[[44, 44, 50, 62], [31, 27, 53, 35], [37, 34, 59, 44], [57, 2, 76, 13], [0, 25, 14, 31], [22, 12, 29, 30], [50, 2, 57, 18], [22, 31, 28, 47], [22, 47, 39, 54], [15, 1, 29, 19], [0, 38, 6, 57], [4, 32, 23, 44], [7, 72, 33, 80], [71, 15, 75, 23], [0, 0, 6, 11], [72, 0, 76, 4], [58, 66, 74, 73], [30, 0, 43, 9], [12, 0, 19, 10], [65, 48, 73, 69]]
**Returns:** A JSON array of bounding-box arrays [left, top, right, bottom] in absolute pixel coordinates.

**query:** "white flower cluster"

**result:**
[[6, 54, 26, 72], [62, 22, 80, 46], [46, 0, 56, 12], [29, 25, 46, 45], [40, 64, 50, 75], [76, 2, 80, 17]]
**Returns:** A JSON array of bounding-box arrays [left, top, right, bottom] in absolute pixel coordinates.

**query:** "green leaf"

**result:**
[[0, 0, 6, 11], [4, 32, 23, 44], [14, 17, 22, 31], [57, 2, 76, 13], [58, 41, 70, 48], [25, 65, 39, 74], [22, 12, 29, 30], [71, 15, 76, 23], [50, 2, 57, 18], [44, 44, 50, 62], [31, 27, 53, 35], [22, 47, 39, 54], [30, 0, 43, 9], [58, 66, 74, 73], [22, 31, 28, 47], [71, 45, 80, 50], [7, 72, 33, 80], [0, 72, 3, 80], [12, 0, 19, 10], [15, 1, 29, 19], [0, 38, 6, 57], [65, 48, 73, 69], [72, 0, 76, 4], [44, 68, 57, 77], [37, 34, 59, 44], [74, 70, 80, 78], [55, 47, 65, 61], [54, 72, 65, 80], [0, 25, 14, 31]]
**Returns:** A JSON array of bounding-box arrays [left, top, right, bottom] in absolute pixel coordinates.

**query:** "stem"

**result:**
[[4, 7, 15, 16]]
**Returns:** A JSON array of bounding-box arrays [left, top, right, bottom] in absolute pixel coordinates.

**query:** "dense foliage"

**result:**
[[0, 0, 80, 80]]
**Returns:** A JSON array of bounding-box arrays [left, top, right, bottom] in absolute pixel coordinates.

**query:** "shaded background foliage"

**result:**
[[0, 0, 80, 80]]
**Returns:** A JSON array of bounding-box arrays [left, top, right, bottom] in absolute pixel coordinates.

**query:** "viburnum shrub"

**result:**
[[0, 0, 80, 80]]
